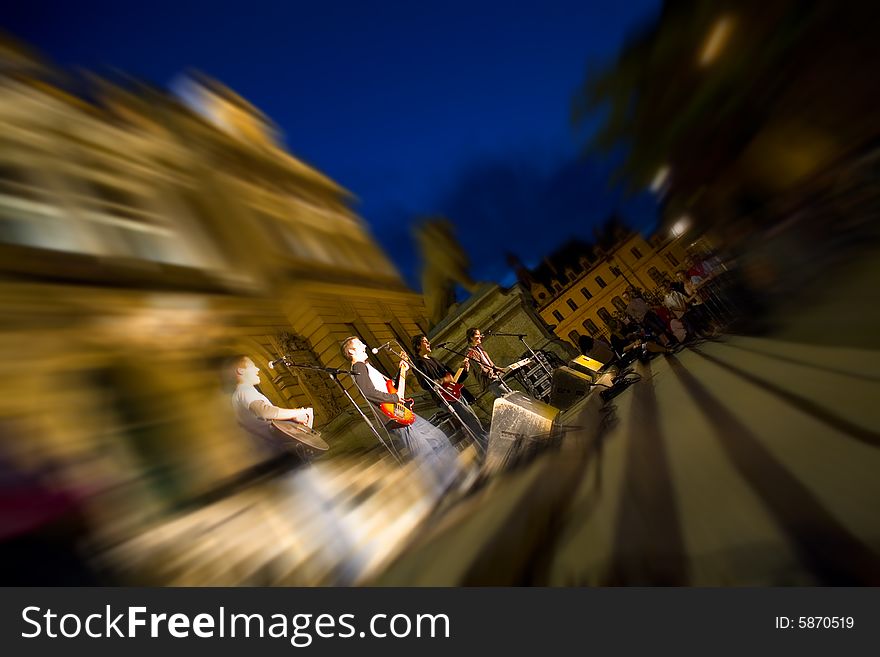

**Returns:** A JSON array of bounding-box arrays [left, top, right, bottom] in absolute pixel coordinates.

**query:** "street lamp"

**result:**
[[699, 15, 735, 67], [671, 215, 691, 238], [650, 165, 670, 193], [608, 252, 649, 292]]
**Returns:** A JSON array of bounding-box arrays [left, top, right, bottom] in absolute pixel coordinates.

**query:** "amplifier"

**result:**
[[550, 366, 595, 410], [569, 354, 606, 378]]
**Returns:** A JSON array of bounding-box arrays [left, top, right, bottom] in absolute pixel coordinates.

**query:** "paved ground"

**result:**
[[371, 335, 880, 585]]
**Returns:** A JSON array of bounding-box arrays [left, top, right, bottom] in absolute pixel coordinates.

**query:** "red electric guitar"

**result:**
[[379, 351, 416, 427], [439, 364, 467, 402]]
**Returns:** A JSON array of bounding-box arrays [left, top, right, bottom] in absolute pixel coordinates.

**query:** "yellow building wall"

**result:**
[[536, 234, 692, 345], [0, 67, 428, 534]]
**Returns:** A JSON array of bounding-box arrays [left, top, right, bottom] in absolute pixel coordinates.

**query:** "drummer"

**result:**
[[228, 355, 314, 457]]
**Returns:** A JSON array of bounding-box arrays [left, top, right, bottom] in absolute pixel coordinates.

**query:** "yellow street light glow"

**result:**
[[699, 16, 734, 67], [650, 165, 670, 192], [671, 215, 691, 237]]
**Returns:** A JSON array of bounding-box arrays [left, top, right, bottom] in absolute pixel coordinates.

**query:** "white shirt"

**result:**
[[232, 383, 275, 439], [366, 362, 390, 391]]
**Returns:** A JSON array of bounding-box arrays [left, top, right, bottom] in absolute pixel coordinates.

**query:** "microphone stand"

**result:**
[[270, 356, 401, 463], [374, 344, 485, 455], [435, 344, 507, 378], [485, 332, 554, 378]]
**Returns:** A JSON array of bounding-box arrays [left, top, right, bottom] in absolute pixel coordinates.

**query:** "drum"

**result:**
[[270, 420, 329, 460]]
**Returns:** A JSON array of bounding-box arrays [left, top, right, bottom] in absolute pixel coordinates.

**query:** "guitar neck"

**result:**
[[396, 362, 407, 400], [452, 366, 465, 383]]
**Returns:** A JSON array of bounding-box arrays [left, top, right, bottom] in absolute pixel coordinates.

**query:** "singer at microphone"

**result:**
[[465, 327, 510, 399], [411, 334, 480, 404], [410, 334, 485, 447], [228, 355, 315, 458]]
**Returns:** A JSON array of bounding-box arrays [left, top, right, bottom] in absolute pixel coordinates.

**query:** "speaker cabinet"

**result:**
[[550, 366, 595, 410], [569, 355, 605, 378], [485, 392, 560, 473]]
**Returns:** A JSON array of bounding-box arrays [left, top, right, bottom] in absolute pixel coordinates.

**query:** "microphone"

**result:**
[[371, 340, 394, 355], [267, 357, 286, 370], [433, 341, 450, 348]]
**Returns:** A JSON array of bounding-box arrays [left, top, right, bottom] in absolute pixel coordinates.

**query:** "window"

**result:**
[[82, 178, 143, 221], [567, 299, 578, 311], [631, 247, 643, 259], [0, 161, 45, 202], [552, 310, 564, 322], [649, 266, 664, 285], [612, 296, 627, 312], [553, 281, 562, 292], [583, 319, 600, 336], [568, 330, 580, 345], [595, 276, 607, 289], [0, 160, 76, 251], [386, 321, 415, 362], [666, 253, 679, 266], [71, 174, 199, 266], [597, 307, 613, 325], [610, 266, 621, 278], [538, 292, 546, 300], [581, 286, 592, 300]]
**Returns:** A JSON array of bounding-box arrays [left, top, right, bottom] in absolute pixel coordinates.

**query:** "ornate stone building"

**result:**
[[0, 40, 429, 532]]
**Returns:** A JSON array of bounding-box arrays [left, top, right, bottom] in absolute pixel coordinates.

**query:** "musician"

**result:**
[[229, 355, 314, 457], [228, 356, 362, 583], [465, 328, 511, 398], [411, 334, 488, 451], [340, 337, 458, 489], [411, 334, 472, 399]]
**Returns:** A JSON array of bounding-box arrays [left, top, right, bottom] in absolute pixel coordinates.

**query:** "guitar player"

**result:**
[[411, 334, 488, 452], [340, 337, 458, 490], [466, 328, 513, 398], [228, 355, 314, 460]]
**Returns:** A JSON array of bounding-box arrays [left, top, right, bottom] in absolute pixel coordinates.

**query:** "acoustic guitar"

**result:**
[[379, 351, 416, 427], [270, 420, 329, 460]]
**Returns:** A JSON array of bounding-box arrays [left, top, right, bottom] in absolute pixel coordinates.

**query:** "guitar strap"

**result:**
[[348, 366, 405, 460], [469, 345, 500, 380]]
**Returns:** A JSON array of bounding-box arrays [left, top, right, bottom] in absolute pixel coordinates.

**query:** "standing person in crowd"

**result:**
[[663, 281, 698, 341], [622, 289, 678, 347], [676, 271, 716, 335]]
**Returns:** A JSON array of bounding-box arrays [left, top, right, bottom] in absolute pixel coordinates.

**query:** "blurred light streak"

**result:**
[[698, 15, 734, 67]]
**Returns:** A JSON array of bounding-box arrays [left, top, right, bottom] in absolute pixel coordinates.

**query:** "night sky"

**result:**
[[4, 0, 661, 289]]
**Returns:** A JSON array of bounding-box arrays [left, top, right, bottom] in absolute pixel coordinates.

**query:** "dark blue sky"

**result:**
[[4, 0, 661, 288]]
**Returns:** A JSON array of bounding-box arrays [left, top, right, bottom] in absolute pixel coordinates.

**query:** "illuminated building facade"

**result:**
[[514, 231, 690, 347], [0, 40, 429, 532]]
